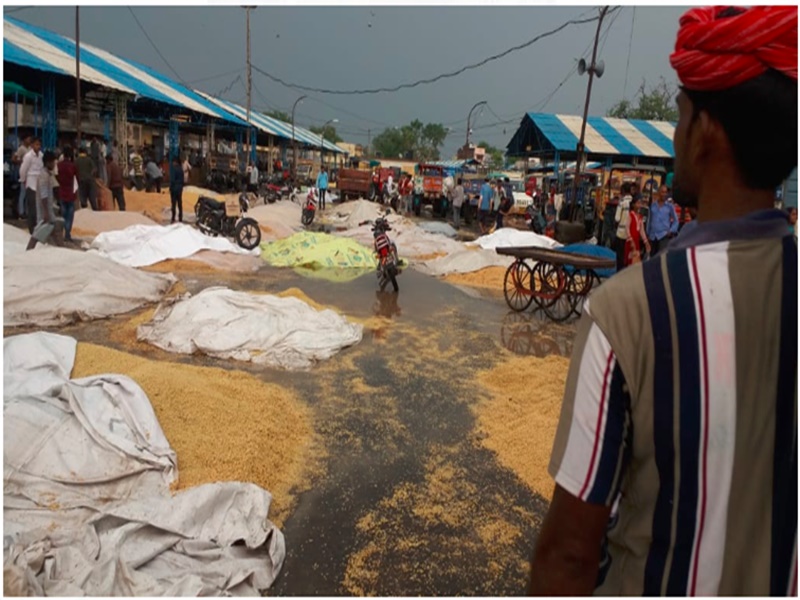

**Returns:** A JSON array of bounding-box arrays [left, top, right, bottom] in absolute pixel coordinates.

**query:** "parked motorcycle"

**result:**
[[301, 189, 317, 226], [360, 211, 400, 292], [195, 193, 261, 250]]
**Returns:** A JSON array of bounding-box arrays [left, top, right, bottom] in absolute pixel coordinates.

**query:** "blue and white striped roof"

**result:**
[[195, 90, 344, 153], [525, 113, 675, 158], [3, 16, 247, 126]]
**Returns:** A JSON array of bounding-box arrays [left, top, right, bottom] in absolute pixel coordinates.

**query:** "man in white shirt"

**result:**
[[246, 162, 259, 194], [613, 182, 633, 272], [13, 136, 31, 218], [450, 177, 465, 229], [18, 138, 43, 234], [182, 155, 192, 187]]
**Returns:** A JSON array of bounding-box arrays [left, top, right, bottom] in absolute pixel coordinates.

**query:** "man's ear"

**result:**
[[694, 109, 731, 166]]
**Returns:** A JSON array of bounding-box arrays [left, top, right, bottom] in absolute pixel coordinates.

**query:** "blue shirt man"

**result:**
[[646, 185, 679, 254], [479, 180, 493, 211], [316, 170, 328, 190]]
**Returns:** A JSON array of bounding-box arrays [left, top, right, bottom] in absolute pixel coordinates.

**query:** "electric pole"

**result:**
[[243, 6, 256, 163], [570, 5, 609, 222], [75, 7, 81, 144], [291, 95, 306, 181], [465, 100, 487, 150], [367, 128, 371, 157]]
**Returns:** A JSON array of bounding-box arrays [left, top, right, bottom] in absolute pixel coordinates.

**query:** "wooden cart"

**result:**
[[496, 246, 616, 322]]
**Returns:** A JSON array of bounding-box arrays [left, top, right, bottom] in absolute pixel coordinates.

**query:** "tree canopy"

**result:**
[[308, 124, 343, 144], [262, 109, 292, 123], [607, 78, 679, 122], [372, 120, 448, 161]]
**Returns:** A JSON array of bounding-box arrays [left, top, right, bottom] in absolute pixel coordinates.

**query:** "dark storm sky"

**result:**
[[7, 3, 687, 156]]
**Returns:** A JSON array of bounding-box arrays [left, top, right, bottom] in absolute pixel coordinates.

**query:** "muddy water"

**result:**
[[9, 261, 578, 596]]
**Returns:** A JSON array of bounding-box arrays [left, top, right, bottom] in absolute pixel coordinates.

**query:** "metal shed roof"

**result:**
[[507, 112, 676, 159], [195, 90, 345, 153], [3, 16, 247, 126]]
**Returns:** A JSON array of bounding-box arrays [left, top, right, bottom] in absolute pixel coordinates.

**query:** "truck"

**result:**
[[413, 163, 449, 218], [337, 168, 373, 201]]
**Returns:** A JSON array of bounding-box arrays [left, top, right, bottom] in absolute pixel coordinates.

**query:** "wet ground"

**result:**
[[9, 253, 579, 595]]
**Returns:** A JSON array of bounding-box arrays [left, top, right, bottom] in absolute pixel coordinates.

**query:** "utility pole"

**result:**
[[320, 118, 338, 171], [243, 6, 256, 164], [465, 100, 487, 153], [569, 5, 609, 222], [291, 94, 306, 181], [75, 6, 81, 145], [367, 128, 371, 157]]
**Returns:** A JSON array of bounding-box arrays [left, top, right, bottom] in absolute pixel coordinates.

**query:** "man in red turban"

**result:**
[[528, 6, 797, 596]]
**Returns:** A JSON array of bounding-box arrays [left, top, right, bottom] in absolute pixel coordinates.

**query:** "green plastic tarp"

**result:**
[[4, 82, 40, 100], [261, 231, 377, 275]]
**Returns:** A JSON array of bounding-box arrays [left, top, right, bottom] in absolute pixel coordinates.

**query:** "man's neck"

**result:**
[[697, 186, 776, 223]]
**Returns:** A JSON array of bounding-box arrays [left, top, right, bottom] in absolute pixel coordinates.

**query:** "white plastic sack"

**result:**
[[3, 332, 285, 596], [90, 223, 259, 268], [4, 245, 175, 327], [137, 287, 363, 370], [415, 247, 515, 276], [467, 227, 562, 251]]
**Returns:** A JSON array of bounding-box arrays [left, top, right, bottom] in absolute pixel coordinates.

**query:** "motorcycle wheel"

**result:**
[[301, 208, 315, 226], [235, 217, 261, 250], [388, 271, 399, 292]]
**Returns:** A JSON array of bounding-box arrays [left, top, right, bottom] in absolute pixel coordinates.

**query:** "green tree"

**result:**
[[372, 120, 448, 161], [478, 141, 505, 169], [309, 124, 343, 143], [263, 109, 292, 123], [607, 77, 679, 122]]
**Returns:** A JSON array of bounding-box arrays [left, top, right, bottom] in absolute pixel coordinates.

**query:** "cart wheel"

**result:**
[[532, 262, 566, 309], [569, 270, 602, 316], [544, 270, 581, 322], [503, 261, 534, 312]]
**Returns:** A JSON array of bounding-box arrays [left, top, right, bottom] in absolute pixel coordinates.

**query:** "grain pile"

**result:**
[[141, 250, 262, 274], [443, 266, 507, 290], [122, 189, 172, 221], [475, 352, 570, 499], [70, 342, 320, 526], [72, 209, 158, 236]]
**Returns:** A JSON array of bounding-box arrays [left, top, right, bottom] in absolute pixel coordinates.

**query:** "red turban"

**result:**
[[670, 5, 797, 91]]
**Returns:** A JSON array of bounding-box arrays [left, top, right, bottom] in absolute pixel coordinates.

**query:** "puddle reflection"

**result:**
[[499, 311, 575, 358]]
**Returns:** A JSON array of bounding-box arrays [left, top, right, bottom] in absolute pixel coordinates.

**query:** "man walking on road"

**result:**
[[316, 167, 329, 211], [529, 5, 797, 596], [27, 151, 63, 250], [18, 138, 43, 233], [478, 178, 493, 235], [106, 154, 126, 211], [647, 184, 679, 254], [169, 156, 184, 223]]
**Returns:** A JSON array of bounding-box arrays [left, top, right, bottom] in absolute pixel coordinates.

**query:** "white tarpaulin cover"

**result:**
[[3, 332, 285, 596], [4, 245, 175, 327], [137, 287, 363, 370], [90, 223, 259, 267], [467, 228, 562, 250], [415, 248, 515, 276]]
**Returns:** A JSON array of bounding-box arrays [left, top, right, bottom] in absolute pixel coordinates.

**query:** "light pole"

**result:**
[[320, 118, 338, 172], [291, 95, 306, 180], [75, 7, 81, 145], [243, 6, 256, 164], [465, 100, 487, 150], [569, 5, 608, 222]]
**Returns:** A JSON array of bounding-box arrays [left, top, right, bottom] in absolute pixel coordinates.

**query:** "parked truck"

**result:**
[[413, 163, 449, 218]]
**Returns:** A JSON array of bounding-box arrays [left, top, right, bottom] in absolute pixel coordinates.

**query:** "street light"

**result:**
[[465, 100, 487, 149], [291, 95, 306, 181], [320, 118, 338, 172]]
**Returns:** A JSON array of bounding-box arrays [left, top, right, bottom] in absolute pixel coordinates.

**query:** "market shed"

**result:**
[[506, 112, 676, 177]]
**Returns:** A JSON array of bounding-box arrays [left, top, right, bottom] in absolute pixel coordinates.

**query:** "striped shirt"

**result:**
[[549, 209, 797, 595]]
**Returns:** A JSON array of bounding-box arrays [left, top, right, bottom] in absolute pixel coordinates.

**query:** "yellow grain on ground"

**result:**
[[141, 258, 221, 274], [276, 287, 331, 312], [443, 266, 507, 290], [69, 227, 96, 238], [475, 352, 570, 499], [70, 342, 320, 526], [415, 251, 448, 262]]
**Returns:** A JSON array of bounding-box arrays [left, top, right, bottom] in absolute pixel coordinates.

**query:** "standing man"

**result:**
[[130, 147, 144, 190], [13, 135, 32, 219], [90, 137, 101, 182], [75, 147, 97, 211], [478, 177, 493, 235], [496, 180, 513, 230], [110, 139, 121, 164], [316, 166, 329, 211], [529, 5, 797, 595], [106, 154, 126, 211], [169, 156, 184, 223], [18, 138, 43, 233], [27, 151, 63, 250], [56, 147, 78, 242], [613, 183, 632, 271], [183, 154, 192, 187], [246, 161, 259, 194], [450, 177, 465, 230], [647, 184, 679, 254], [145, 156, 163, 193]]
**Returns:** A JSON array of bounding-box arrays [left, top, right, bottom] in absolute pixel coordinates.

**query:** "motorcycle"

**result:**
[[194, 193, 262, 250], [301, 189, 317, 226], [524, 203, 547, 235], [360, 211, 400, 292]]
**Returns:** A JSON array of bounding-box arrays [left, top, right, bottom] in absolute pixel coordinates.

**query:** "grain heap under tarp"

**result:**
[[261, 231, 377, 273], [248, 201, 303, 241], [90, 223, 259, 267], [137, 287, 364, 370], [467, 228, 562, 251], [4, 243, 175, 327], [3, 332, 286, 596]]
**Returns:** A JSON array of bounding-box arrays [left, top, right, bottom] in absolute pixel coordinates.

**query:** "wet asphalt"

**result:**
[[10, 250, 579, 596]]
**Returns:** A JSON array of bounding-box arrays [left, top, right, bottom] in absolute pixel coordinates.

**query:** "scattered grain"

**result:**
[[443, 266, 507, 290], [475, 352, 569, 499], [70, 342, 322, 526]]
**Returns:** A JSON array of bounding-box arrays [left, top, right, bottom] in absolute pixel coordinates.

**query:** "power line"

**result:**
[[251, 8, 618, 96], [5, 6, 33, 14], [187, 68, 244, 85], [127, 7, 187, 85], [623, 6, 636, 99]]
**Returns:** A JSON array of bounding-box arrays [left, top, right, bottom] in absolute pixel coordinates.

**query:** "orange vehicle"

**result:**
[[413, 163, 448, 217]]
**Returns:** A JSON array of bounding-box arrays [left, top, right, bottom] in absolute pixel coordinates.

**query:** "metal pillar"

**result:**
[[34, 97, 39, 139], [236, 129, 244, 172], [114, 94, 128, 172], [42, 77, 57, 151], [14, 92, 18, 148], [554, 150, 560, 182], [250, 126, 257, 165], [169, 118, 180, 161], [103, 112, 111, 143]]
